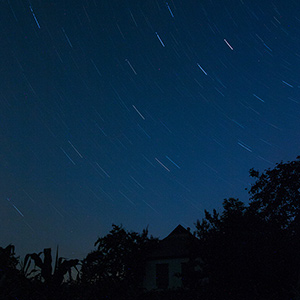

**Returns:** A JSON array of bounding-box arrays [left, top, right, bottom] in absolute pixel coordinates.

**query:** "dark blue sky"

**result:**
[[1, 0, 300, 260]]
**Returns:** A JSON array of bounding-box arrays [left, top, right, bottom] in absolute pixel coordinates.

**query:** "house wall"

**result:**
[[143, 257, 189, 291]]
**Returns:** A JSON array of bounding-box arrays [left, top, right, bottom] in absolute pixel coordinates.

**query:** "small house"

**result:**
[[143, 224, 202, 291]]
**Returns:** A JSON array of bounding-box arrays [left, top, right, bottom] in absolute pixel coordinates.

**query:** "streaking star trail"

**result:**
[[1, 0, 300, 262]]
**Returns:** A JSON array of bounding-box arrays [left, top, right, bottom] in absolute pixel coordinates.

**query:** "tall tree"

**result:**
[[80, 224, 159, 299], [195, 197, 293, 300], [247, 156, 300, 299], [248, 156, 300, 229]]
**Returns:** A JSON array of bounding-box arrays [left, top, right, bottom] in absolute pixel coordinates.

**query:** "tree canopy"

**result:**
[[248, 156, 300, 229], [194, 157, 300, 300], [2, 156, 300, 299], [80, 224, 159, 299]]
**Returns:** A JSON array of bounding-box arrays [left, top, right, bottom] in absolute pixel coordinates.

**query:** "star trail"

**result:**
[[1, 0, 300, 260]]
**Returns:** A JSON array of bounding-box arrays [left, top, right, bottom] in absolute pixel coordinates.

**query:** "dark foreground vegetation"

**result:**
[[2, 156, 300, 300]]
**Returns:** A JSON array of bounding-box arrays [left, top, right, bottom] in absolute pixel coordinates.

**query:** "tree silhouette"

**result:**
[[80, 224, 159, 299], [247, 156, 300, 299], [248, 156, 300, 229], [195, 196, 296, 300], [2, 157, 300, 299], [0, 244, 23, 299], [194, 156, 300, 300]]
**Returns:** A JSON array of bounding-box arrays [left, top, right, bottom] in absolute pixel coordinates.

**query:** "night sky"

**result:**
[[1, 0, 300, 260]]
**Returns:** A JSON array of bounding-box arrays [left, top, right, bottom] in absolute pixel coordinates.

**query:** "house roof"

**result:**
[[146, 225, 200, 260]]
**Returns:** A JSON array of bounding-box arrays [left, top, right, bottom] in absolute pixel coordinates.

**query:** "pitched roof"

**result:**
[[146, 225, 199, 260]]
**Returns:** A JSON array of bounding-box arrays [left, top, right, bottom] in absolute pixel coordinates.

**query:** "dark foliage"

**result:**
[[0, 244, 21, 299], [248, 156, 300, 229], [194, 156, 300, 299], [2, 156, 300, 299], [80, 224, 159, 299], [195, 198, 293, 299], [22, 246, 79, 287]]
